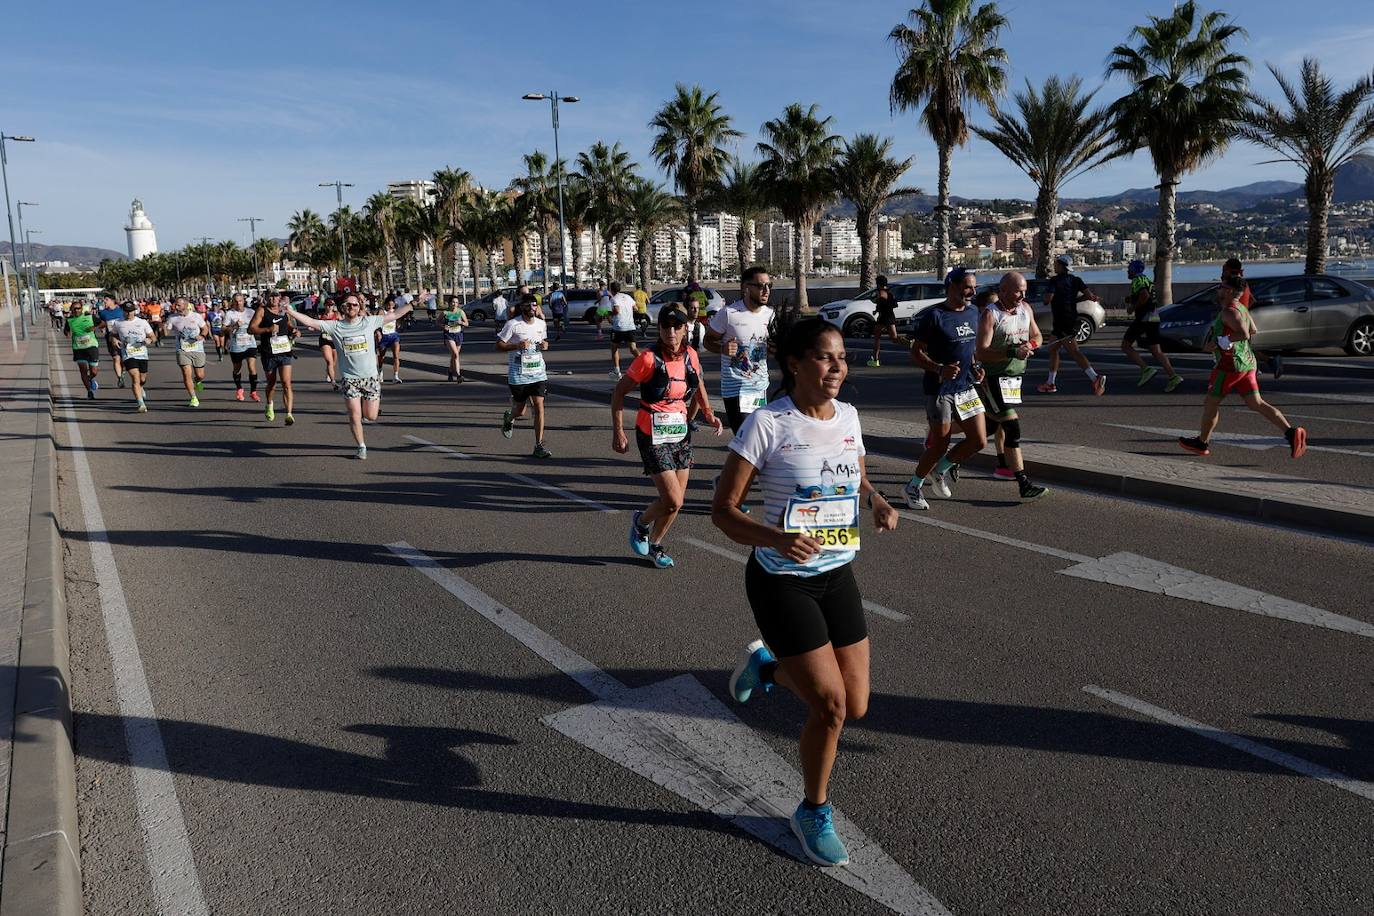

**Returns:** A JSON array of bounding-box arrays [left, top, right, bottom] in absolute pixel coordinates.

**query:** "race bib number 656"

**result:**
[[783, 494, 861, 551]]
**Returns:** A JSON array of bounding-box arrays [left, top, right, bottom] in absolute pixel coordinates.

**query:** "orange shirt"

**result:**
[[625, 346, 701, 436], [146, 302, 164, 321]]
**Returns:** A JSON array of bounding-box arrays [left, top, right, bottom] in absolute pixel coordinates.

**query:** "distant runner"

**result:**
[[251, 292, 300, 424], [222, 293, 260, 402], [96, 294, 127, 386], [867, 275, 899, 367], [976, 272, 1048, 500], [437, 294, 469, 382], [607, 281, 639, 380], [166, 297, 210, 408], [376, 301, 404, 384], [110, 302, 155, 412], [1039, 255, 1106, 395], [64, 302, 103, 399], [1120, 260, 1183, 391], [497, 294, 553, 459]]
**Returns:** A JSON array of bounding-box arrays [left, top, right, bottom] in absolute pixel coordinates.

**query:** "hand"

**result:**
[[612, 429, 629, 454], [725, 339, 738, 357], [710, 415, 725, 436], [941, 363, 960, 381], [540, 340, 549, 351], [1016, 342, 1033, 360], [772, 531, 822, 564], [872, 498, 898, 532], [972, 365, 986, 384]]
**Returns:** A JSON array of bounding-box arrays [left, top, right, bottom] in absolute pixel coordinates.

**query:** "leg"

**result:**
[[1047, 339, 1063, 376], [531, 396, 546, 443], [180, 364, 195, 396], [1065, 339, 1093, 372], [1242, 391, 1292, 433], [362, 395, 381, 422], [914, 422, 953, 479], [640, 469, 688, 543], [345, 396, 365, 445], [130, 370, 145, 404], [871, 325, 881, 361], [1198, 395, 1223, 442], [453, 345, 461, 377], [1149, 344, 1176, 377], [390, 342, 401, 376], [247, 357, 258, 392], [946, 412, 988, 463], [281, 364, 294, 416], [511, 396, 529, 422], [264, 368, 278, 403], [1121, 336, 1147, 371], [610, 340, 620, 372], [772, 644, 850, 805]]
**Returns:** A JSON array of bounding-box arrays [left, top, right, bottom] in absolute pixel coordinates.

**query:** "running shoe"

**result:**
[[1037, 382, 1057, 394], [1092, 374, 1108, 396], [947, 463, 960, 484], [532, 443, 553, 459], [1164, 374, 1184, 393], [902, 479, 929, 511], [1272, 354, 1285, 380], [866, 358, 880, 367], [929, 471, 953, 499], [136, 401, 147, 414], [250, 391, 261, 402], [608, 368, 622, 380], [355, 445, 367, 460], [1178, 436, 1210, 456], [648, 544, 674, 569], [1137, 367, 1158, 387], [1018, 479, 1049, 500], [117, 373, 125, 388], [791, 802, 849, 867], [235, 388, 245, 402], [628, 510, 651, 557], [994, 467, 1016, 480], [194, 379, 204, 392], [285, 414, 294, 426], [189, 395, 200, 408], [447, 372, 455, 382], [90, 379, 98, 395], [728, 639, 775, 704], [86, 386, 95, 400], [501, 408, 514, 439], [265, 403, 275, 421], [455, 375, 465, 383], [1286, 426, 1307, 459], [393, 375, 403, 383]]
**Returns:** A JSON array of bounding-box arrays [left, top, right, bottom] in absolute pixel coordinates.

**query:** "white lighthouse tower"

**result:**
[[125, 198, 158, 260]]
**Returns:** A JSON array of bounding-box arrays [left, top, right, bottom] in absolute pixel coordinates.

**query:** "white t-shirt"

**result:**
[[493, 295, 508, 321], [222, 309, 256, 352], [166, 313, 206, 351], [728, 396, 865, 577], [709, 300, 774, 400], [497, 316, 548, 385], [610, 293, 637, 332], [111, 317, 154, 359]]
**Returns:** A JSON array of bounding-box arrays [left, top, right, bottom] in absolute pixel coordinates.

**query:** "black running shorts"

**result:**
[[744, 553, 867, 658]]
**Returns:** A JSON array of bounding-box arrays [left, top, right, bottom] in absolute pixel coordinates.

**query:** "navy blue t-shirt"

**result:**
[[1047, 273, 1088, 317], [913, 304, 980, 396]]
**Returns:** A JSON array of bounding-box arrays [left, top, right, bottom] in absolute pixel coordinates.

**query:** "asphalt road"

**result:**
[[56, 325, 1373, 915]]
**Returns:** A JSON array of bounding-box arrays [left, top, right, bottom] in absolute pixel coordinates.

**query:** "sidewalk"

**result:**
[[361, 328, 1374, 540], [0, 325, 80, 916]]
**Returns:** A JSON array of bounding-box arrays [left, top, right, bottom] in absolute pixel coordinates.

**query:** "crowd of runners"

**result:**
[[54, 256, 1311, 869]]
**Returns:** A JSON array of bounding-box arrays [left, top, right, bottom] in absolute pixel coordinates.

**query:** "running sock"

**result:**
[[1046, 371, 1057, 385], [1085, 367, 1099, 382], [249, 373, 258, 392], [801, 798, 828, 811], [1014, 470, 1029, 484], [759, 661, 778, 685], [996, 453, 1007, 469], [935, 456, 954, 476], [233, 371, 242, 385]]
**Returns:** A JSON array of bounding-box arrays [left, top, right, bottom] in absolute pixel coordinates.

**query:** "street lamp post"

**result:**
[[522, 92, 579, 289], [195, 237, 214, 301], [238, 217, 265, 290], [24, 228, 41, 309], [319, 181, 354, 283], [18, 201, 38, 309], [1, 132, 34, 340]]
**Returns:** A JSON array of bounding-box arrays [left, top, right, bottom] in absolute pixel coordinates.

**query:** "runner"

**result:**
[[96, 293, 127, 387], [318, 298, 341, 388], [1121, 259, 1183, 391], [492, 289, 509, 324], [713, 317, 897, 868], [207, 299, 226, 361], [1038, 254, 1106, 395], [165, 297, 210, 407], [606, 281, 639, 379], [221, 293, 260, 402], [251, 292, 300, 424], [375, 299, 404, 384], [1178, 276, 1307, 459], [63, 302, 103, 399], [867, 275, 899, 367], [548, 283, 568, 341], [437, 294, 469, 382], [902, 267, 988, 511], [612, 305, 723, 568], [285, 293, 412, 458], [976, 272, 1049, 499], [145, 298, 166, 347], [110, 301, 155, 413], [49, 299, 65, 330], [1222, 258, 1283, 379], [424, 288, 438, 324], [632, 281, 650, 336], [706, 266, 774, 433], [593, 279, 610, 340], [496, 293, 553, 459]]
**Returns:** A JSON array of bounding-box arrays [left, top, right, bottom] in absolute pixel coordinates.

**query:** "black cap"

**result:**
[[1220, 274, 1246, 292], [658, 305, 689, 326]]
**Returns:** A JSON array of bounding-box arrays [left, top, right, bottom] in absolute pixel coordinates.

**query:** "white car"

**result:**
[[817, 280, 947, 337], [644, 287, 728, 328]]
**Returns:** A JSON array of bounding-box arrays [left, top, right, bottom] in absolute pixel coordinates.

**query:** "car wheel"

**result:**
[[1345, 317, 1374, 356], [1074, 315, 1096, 343], [470, 309, 487, 322], [844, 314, 874, 338]]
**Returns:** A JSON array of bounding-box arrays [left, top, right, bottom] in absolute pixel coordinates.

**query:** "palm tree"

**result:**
[[649, 84, 742, 280], [832, 134, 919, 290], [1239, 59, 1374, 275], [433, 167, 476, 293], [973, 76, 1125, 279], [623, 178, 682, 291], [757, 103, 843, 312], [889, 0, 1009, 278], [560, 177, 596, 289], [251, 237, 280, 287], [703, 157, 770, 278], [495, 193, 535, 285], [513, 152, 556, 290], [577, 141, 638, 280], [287, 209, 326, 263], [392, 198, 425, 291], [1106, 0, 1250, 305], [364, 192, 400, 290]]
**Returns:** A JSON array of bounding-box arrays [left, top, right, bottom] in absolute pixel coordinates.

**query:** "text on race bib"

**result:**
[[382, 321, 397, 335], [520, 349, 545, 373], [180, 337, 204, 352], [651, 411, 688, 445], [342, 335, 369, 353], [954, 387, 985, 420], [73, 332, 97, 348], [270, 335, 292, 354], [235, 331, 253, 347], [739, 391, 768, 414], [783, 494, 861, 552], [124, 343, 148, 359], [998, 376, 1023, 404]]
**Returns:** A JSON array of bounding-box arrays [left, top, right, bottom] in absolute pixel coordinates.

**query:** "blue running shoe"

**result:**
[[649, 544, 674, 568], [728, 639, 775, 704], [628, 510, 650, 557], [90, 378, 99, 395], [791, 801, 849, 867]]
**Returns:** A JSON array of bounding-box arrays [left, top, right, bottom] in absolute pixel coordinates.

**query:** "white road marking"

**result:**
[[1243, 409, 1374, 428], [53, 351, 210, 916], [1296, 391, 1374, 406], [1083, 686, 1374, 803], [894, 509, 1093, 563], [679, 537, 909, 622], [404, 433, 472, 459], [387, 542, 946, 915], [1104, 422, 1374, 459], [506, 471, 618, 513]]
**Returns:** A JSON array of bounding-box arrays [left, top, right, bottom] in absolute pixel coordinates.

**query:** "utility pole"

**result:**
[[318, 181, 354, 281], [195, 237, 214, 301], [523, 91, 579, 287], [238, 217, 265, 290], [1, 132, 34, 339]]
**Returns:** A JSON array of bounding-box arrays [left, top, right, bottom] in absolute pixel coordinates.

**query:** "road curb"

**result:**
[[1, 332, 82, 916]]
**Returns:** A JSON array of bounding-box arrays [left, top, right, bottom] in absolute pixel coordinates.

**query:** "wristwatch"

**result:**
[[865, 491, 887, 509]]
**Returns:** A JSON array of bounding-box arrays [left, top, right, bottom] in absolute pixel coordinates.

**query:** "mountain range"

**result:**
[[2, 242, 126, 270]]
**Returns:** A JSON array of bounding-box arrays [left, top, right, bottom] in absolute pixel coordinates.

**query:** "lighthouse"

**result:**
[[125, 198, 158, 260]]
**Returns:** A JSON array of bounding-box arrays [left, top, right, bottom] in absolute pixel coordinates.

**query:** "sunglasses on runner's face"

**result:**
[[746, 282, 772, 290]]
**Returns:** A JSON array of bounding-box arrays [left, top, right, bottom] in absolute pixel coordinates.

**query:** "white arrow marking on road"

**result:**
[[386, 541, 949, 916], [1083, 686, 1374, 802], [405, 433, 473, 459], [1104, 423, 1374, 459]]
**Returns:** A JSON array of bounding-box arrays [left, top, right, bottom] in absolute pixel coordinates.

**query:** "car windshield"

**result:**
[[649, 289, 682, 304]]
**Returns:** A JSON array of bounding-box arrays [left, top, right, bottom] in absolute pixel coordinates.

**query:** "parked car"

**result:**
[[464, 286, 520, 322], [1156, 274, 1374, 356], [889, 277, 1106, 343], [820, 281, 947, 338], [641, 287, 728, 330]]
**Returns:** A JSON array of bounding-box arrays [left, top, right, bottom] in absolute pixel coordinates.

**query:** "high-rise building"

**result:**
[[819, 219, 862, 266], [125, 199, 157, 260], [759, 221, 795, 267], [387, 179, 435, 203]]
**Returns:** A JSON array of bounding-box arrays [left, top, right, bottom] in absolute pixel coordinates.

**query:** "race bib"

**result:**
[[270, 335, 292, 355], [998, 376, 1023, 405], [235, 331, 253, 348], [342, 335, 369, 353], [739, 391, 768, 414], [382, 321, 397, 335], [124, 342, 148, 359], [651, 411, 688, 445], [520, 350, 545, 373], [954, 387, 985, 420], [179, 337, 204, 353], [783, 494, 861, 552], [73, 332, 97, 349]]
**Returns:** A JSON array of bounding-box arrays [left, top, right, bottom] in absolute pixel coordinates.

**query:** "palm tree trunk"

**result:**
[[638, 240, 650, 292], [571, 233, 585, 289], [539, 222, 550, 293], [687, 205, 701, 280], [792, 216, 809, 313], [1033, 186, 1056, 280], [935, 143, 952, 279], [1154, 172, 1179, 306], [1305, 175, 1333, 275], [736, 220, 751, 277], [857, 206, 876, 292]]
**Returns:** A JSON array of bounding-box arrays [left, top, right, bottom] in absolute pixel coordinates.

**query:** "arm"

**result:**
[[388, 301, 415, 322], [1026, 311, 1043, 350], [1078, 280, 1101, 304], [610, 374, 637, 453], [693, 385, 722, 435], [286, 306, 324, 332], [248, 307, 270, 335], [1221, 306, 1251, 340], [858, 456, 898, 533], [710, 451, 822, 563], [974, 308, 997, 363]]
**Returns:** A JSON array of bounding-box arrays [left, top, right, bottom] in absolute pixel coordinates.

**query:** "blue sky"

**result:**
[[5, 0, 1372, 252]]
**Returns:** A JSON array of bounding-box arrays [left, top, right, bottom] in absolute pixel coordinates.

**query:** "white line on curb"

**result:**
[[1083, 685, 1374, 803], [53, 350, 210, 916]]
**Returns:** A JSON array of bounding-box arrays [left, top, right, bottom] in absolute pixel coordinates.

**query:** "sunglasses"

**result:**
[[745, 282, 772, 290]]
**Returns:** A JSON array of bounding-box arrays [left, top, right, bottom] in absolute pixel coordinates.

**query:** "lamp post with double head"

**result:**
[[238, 217, 265, 291], [319, 181, 354, 284], [24, 228, 41, 308], [0, 132, 34, 338], [522, 92, 578, 288], [17, 201, 38, 313]]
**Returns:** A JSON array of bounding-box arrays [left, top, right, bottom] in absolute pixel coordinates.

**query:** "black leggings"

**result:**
[[230, 352, 258, 391], [745, 553, 867, 658]]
